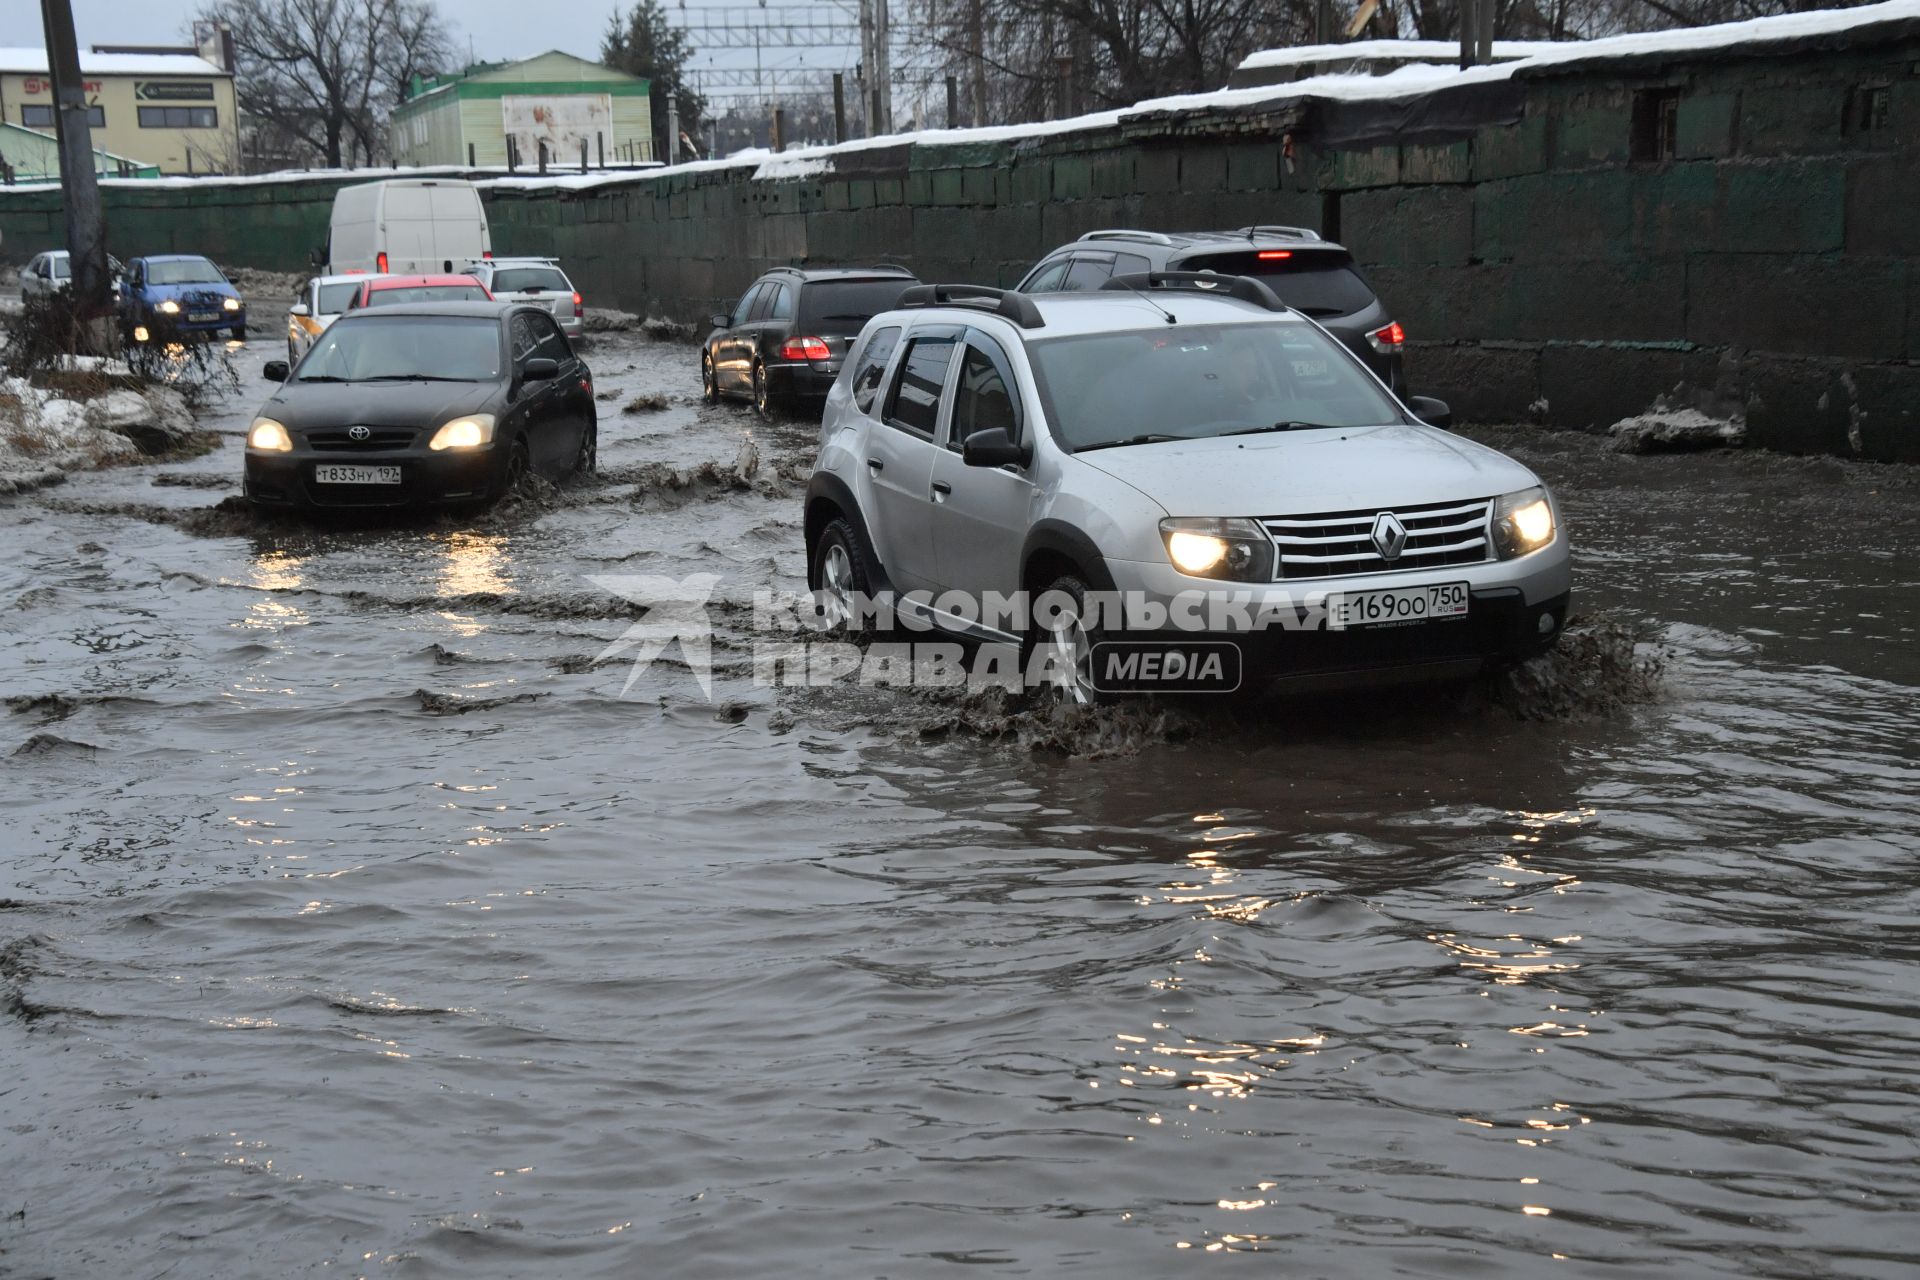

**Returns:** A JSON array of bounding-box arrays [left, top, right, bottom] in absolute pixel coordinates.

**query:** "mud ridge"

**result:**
[[414, 689, 547, 716]]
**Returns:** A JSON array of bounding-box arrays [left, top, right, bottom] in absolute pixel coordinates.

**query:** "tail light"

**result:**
[[1368, 321, 1405, 354], [573, 291, 583, 317], [376, 251, 388, 273], [483, 250, 493, 260], [779, 336, 832, 361], [1257, 250, 1293, 260]]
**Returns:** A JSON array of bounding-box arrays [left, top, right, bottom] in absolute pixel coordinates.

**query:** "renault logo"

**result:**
[[1371, 511, 1408, 561], [348, 425, 370, 441]]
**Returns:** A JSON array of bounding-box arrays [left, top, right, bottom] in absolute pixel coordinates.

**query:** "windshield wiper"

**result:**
[[294, 374, 348, 383], [1076, 433, 1186, 452], [1221, 421, 1341, 437], [361, 374, 475, 383]]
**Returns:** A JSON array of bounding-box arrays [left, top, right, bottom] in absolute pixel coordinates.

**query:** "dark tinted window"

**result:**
[[529, 312, 571, 361], [1177, 250, 1376, 317], [490, 266, 569, 293], [850, 325, 902, 414], [1022, 257, 1071, 293], [732, 283, 765, 326], [747, 283, 778, 323], [510, 314, 539, 361], [882, 335, 956, 439], [948, 340, 1021, 452], [767, 283, 793, 321], [798, 279, 912, 331], [1062, 256, 1114, 291], [1113, 252, 1150, 277]]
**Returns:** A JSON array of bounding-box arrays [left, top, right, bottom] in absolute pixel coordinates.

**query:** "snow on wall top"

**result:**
[[1240, 39, 1553, 70]]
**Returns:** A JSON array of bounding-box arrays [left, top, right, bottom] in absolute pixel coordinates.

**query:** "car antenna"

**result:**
[[1122, 280, 1177, 325]]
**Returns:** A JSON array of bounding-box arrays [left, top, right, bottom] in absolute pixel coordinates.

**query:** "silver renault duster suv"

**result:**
[[803, 274, 1570, 699]]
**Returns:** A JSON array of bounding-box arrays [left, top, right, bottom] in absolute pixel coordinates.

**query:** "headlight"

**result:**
[[428, 414, 496, 451], [157, 299, 180, 315], [1492, 486, 1556, 559], [1159, 517, 1274, 582], [247, 418, 292, 452], [223, 297, 242, 312]]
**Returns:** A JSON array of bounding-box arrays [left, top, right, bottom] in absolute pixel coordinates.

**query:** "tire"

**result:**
[[701, 351, 719, 404], [573, 421, 598, 476], [231, 325, 247, 341], [1028, 573, 1107, 705], [497, 437, 530, 499], [752, 361, 780, 419], [808, 516, 876, 640]]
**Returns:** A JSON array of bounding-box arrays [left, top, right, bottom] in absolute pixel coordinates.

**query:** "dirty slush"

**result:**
[[2, 331, 1918, 1278]]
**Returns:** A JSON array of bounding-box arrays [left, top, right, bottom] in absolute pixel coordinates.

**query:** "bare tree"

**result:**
[[195, 0, 454, 170]]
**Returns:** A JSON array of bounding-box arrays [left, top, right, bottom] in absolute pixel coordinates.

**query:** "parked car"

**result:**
[[120, 254, 246, 340], [15, 249, 125, 302], [702, 265, 919, 417], [804, 277, 1568, 701], [244, 302, 596, 512], [346, 274, 492, 309], [463, 258, 583, 339], [288, 272, 380, 363], [325, 178, 491, 276], [1015, 228, 1407, 392]]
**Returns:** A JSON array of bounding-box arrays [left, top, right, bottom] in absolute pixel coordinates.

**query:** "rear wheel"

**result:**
[[752, 361, 780, 419], [1029, 573, 1106, 705], [701, 351, 719, 404], [809, 517, 876, 640]]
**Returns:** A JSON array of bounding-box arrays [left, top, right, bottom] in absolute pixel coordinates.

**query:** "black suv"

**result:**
[[702, 265, 920, 416], [1015, 227, 1406, 392]]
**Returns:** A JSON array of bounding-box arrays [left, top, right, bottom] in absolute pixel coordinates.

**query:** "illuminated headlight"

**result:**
[[428, 414, 496, 451], [1492, 486, 1556, 559], [223, 297, 242, 312], [157, 299, 180, 314], [247, 418, 292, 452], [1159, 517, 1274, 582]]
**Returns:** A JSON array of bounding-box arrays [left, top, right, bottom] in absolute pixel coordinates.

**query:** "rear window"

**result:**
[[799, 279, 913, 331], [365, 285, 490, 306], [490, 267, 569, 293], [1177, 250, 1376, 318]]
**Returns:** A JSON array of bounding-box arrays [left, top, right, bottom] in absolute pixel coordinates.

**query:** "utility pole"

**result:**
[[858, 0, 875, 136], [39, 0, 111, 325], [872, 0, 892, 134], [1460, 0, 1477, 67], [968, 0, 986, 127]]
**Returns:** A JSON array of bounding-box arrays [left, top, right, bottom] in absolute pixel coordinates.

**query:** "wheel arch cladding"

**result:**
[[1021, 520, 1118, 595]]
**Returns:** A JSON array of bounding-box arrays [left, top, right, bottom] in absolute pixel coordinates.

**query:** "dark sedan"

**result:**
[[244, 302, 596, 511]]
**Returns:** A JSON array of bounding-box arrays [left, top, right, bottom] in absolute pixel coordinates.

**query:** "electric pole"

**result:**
[[872, 0, 892, 134], [968, 0, 986, 127], [39, 0, 112, 326]]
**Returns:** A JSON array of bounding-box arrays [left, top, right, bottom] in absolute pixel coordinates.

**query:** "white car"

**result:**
[[16, 249, 124, 302], [287, 273, 383, 363], [463, 257, 583, 339]]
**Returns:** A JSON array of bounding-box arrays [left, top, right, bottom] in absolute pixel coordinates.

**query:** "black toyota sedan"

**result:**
[[244, 302, 596, 510]]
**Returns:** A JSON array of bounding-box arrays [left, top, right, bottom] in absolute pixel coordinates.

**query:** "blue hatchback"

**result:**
[[121, 254, 248, 340]]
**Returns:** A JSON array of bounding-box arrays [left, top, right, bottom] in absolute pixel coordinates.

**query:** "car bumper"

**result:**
[[766, 359, 840, 400], [134, 310, 245, 334], [244, 447, 502, 509]]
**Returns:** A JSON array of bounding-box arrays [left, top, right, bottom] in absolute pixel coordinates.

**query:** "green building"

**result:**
[[390, 51, 653, 169], [0, 121, 161, 183]]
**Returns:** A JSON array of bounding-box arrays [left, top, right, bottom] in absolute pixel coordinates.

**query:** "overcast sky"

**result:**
[[0, 0, 871, 105]]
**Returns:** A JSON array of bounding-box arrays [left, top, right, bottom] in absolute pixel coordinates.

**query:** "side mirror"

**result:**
[[961, 427, 1026, 468], [710, 313, 730, 329], [263, 360, 290, 382], [522, 357, 559, 382], [289, 303, 310, 318], [1407, 395, 1452, 429]]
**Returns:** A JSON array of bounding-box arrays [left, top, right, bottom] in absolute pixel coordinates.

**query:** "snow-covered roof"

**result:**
[[1240, 39, 1553, 70], [0, 47, 229, 77]]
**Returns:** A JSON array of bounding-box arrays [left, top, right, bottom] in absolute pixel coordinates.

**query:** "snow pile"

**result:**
[[0, 377, 202, 492]]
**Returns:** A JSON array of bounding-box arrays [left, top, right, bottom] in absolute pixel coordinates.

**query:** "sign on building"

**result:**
[[502, 93, 612, 164], [135, 81, 216, 101]]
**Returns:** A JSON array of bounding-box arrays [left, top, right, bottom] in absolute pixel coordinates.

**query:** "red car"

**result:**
[[348, 274, 493, 310]]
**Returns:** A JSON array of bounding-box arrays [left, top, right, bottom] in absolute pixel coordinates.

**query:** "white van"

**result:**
[[325, 178, 492, 276]]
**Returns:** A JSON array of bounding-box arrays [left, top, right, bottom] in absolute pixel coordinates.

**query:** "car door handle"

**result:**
[[866, 457, 884, 473], [930, 481, 952, 502]]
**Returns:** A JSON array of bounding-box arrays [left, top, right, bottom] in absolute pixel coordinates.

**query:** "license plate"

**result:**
[[1329, 581, 1469, 629], [188, 311, 218, 323], [314, 464, 401, 485]]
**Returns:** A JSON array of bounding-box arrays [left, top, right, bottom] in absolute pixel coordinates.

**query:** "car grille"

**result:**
[[1264, 497, 1493, 580], [305, 426, 419, 452]]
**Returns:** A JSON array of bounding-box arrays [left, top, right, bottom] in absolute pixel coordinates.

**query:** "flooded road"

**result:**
[[2, 330, 1917, 1278]]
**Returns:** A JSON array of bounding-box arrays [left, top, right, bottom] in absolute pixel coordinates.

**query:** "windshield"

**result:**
[[1028, 321, 1404, 451], [295, 316, 500, 382], [489, 267, 569, 293], [146, 258, 227, 286], [364, 285, 490, 306], [798, 279, 913, 329], [1177, 250, 1376, 318], [317, 282, 361, 314], [52, 258, 71, 279]]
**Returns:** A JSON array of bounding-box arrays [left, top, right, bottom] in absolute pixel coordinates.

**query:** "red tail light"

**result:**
[[1369, 321, 1405, 353], [779, 336, 832, 361], [573, 291, 583, 317], [376, 251, 388, 273], [1257, 250, 1293, 260], [483, 250, 493, 260]]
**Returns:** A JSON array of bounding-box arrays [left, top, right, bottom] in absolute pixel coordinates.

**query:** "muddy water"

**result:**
[[2, 332, 1917, 1279]]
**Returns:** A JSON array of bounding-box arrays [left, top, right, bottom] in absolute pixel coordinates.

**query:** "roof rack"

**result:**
[[1078, 229, 1178, 247], [1099, 271, 1289, 313], [834, 263, 916, 275], [1236, 224, 1323, 242], [898, 284, 1046, 329]]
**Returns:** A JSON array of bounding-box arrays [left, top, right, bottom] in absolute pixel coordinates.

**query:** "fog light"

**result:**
[[1538, 613, 1557, 636]]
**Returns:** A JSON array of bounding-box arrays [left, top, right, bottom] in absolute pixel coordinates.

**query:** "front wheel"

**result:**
[[497, 437, 530, 499], [573, 421, 598, 475], [1028, 573, 1106, 705], [701, 351, 719, 404], [809, 517, 876, 640]]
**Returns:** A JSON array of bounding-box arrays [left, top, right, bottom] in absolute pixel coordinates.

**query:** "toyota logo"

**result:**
[[1370, 511, 1408, 561], [348, 425, 371, 441]]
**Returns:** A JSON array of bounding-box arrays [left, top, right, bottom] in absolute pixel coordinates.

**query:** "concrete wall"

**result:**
[[3, 27, 1918, 460]]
